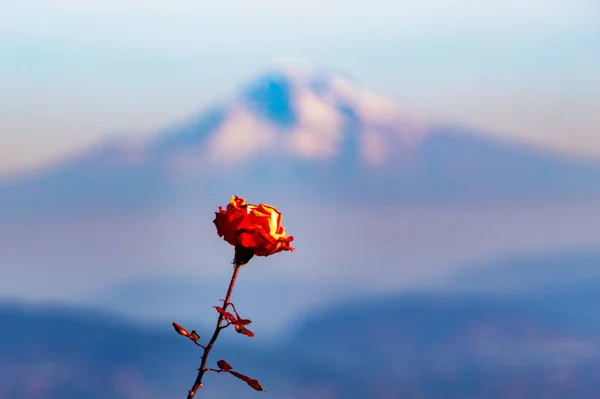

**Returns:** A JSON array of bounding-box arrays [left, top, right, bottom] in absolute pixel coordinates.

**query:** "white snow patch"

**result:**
[[206, 105, 276, 163], [286, 86, 343, 159]]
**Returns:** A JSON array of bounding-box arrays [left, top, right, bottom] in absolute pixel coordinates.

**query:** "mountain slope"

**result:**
[[3, 248, 600, 398], [3, 272, 600, 399], [1, 68, 600, 216]]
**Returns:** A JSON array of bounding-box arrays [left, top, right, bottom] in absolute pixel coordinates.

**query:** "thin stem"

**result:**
[[186, 264, 242, 399], [205, 367, 222, 373]]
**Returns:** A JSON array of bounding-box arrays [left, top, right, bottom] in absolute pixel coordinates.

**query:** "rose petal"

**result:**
[[214, 196, 294, 257]]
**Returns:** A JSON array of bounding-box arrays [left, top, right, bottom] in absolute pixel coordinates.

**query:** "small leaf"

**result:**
[[189, 330, 200, 342], [216, 360, 232, 372], [234, 324, 255, 338], [229, 371, 266, 392], [228, 303, 252, 325], [172, 322, 190, 337], [214, 306, 236, 323]]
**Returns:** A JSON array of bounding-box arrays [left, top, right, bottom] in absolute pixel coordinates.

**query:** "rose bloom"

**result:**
[[213, 196, 294, 257]]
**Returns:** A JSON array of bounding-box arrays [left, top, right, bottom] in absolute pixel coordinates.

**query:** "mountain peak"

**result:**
[[193, 67, 428, 167], [240, 69, 300, 127], [3, 66, 599, 216], [238, 66, 422, 129]]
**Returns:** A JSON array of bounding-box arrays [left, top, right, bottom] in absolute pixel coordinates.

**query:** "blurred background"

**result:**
[[1, 0, 600, 398]]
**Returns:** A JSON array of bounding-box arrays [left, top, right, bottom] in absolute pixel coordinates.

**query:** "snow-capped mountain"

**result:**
[[154, 68, 427, 168], [1, 67, 600, 216]]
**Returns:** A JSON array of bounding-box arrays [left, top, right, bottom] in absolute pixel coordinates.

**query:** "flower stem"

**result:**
[[186, 264, 242, 399]]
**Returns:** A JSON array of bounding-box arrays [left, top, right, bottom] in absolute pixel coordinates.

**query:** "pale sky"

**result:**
[[1, 0, 599, 174]]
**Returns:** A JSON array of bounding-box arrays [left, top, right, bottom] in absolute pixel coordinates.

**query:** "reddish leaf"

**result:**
[[234, 324, 255, 337], [229, 303, 252, 325], [216, 360, 232, 372], [214, 306, 236, 323], [172, 322, 190, 337], [230, 303, 252, 326], [189, 330, 200, 342], [229, 371, 266, 392]]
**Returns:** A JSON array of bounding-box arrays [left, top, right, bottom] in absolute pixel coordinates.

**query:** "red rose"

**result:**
[[213, 196, 295, 258]]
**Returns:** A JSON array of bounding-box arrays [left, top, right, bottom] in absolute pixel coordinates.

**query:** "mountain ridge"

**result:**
[[3, 263, 600, 399], [1, 67, 600, 217]]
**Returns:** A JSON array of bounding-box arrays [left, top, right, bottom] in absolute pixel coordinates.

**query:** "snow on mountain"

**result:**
[[149, 67, 428, 175], [1, 67, 600, 216]]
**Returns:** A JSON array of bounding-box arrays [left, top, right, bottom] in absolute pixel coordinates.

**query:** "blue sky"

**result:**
[[1, 0, 599, 174]]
